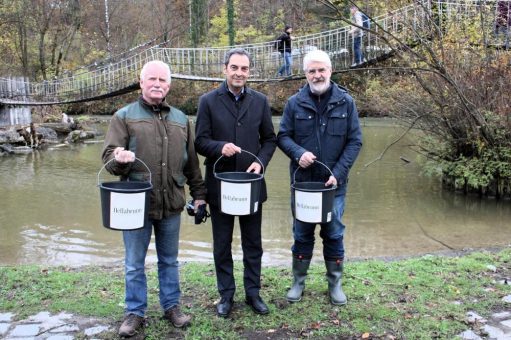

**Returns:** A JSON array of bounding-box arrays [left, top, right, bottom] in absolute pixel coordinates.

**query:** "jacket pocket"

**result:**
[[295, 112, 314, 136], [166, 121, 187, 142], [327, 112, 348, 136], [168, 173, 186, 210]]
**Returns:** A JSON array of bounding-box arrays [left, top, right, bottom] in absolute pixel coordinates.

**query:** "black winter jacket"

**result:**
[[195, 82, 277, 206]]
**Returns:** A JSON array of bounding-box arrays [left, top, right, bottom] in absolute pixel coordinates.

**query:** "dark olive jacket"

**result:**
[[102, 97, 206, 219], [194, 82, 277, 207]]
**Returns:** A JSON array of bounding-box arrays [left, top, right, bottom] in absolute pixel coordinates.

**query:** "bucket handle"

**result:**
[[292, 160, 335, 185], [213, 149, 265, 177], [97, 157, 152, 186]]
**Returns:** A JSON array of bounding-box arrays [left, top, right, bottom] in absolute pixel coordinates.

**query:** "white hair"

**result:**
[[302, 50, 332, 71], [140, 60, 171, 83]]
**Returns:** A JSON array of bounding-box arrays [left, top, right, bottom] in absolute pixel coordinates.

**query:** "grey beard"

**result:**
[[310, 82, 330, 95]]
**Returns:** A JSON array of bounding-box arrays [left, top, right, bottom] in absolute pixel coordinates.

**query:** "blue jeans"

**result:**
[[495, 25, 510, 49], [353, 36, 364, 64], [278, 52, 292, 76], [123, 214, 181, 316], [291, 194, 346, 260]]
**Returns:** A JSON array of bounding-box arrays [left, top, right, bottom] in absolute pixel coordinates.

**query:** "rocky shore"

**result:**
[[0, 119, 101, 156]]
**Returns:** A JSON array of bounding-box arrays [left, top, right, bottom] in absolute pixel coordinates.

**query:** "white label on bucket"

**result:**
[[220, 181, 251, 215], [110, 192, 146, 230], [295, 191, 323, 223]]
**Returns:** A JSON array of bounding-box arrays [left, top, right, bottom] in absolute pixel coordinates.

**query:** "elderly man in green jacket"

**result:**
[[102, 60, 206, 337]]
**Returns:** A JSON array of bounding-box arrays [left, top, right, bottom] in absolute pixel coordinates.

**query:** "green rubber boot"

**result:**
[[286, 256, 311, 302], [325, 260, 347, 305]]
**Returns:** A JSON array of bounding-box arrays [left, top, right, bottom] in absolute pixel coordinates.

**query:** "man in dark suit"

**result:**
[[195, 48, 277, 318]]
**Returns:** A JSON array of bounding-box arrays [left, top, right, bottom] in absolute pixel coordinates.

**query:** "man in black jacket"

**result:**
[[195, 48, 277, 318], [276, 25, 294, 77]]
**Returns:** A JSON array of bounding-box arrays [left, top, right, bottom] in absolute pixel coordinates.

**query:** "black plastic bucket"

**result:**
[[291, 161, 337, 223], [98, 158, 153, 231], [214, 150, 264, 216]]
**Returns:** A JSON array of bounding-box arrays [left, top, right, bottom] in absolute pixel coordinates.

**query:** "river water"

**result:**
[[1, 118, 510, 267]]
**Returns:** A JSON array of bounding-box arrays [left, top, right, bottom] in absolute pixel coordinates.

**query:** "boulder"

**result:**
[[39, 122, 73, 136], [36, 126, 58, 143], [12, 146, 32, 154], [0, 129, 24, 144], [66, 130, 96, 143], [0, 144, 14, 154]]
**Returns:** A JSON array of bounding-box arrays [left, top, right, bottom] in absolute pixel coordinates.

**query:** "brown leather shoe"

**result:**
[[118, 314, 144, 337], [164, 305, 192, 328]]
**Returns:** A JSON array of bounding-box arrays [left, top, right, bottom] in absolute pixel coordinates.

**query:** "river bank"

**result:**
[[1, 248, 511, 339]]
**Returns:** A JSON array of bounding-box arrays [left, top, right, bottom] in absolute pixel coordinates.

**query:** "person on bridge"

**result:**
[[101, 60, 206, 337], [277, 49, 362, 306], [495, 0, 510, 48], [349, 5, 365, 66], [195, 48, 277, 318], [276, 25, 295, 77]]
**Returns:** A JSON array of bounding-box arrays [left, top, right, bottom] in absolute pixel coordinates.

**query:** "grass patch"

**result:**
[[1, 249, 511, 339]]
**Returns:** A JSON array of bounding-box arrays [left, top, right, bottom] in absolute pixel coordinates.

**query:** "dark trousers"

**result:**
[[210, 205, 263, 298]]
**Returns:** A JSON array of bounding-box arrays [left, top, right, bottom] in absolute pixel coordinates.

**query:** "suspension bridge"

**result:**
[[0, 0, 508, 107]]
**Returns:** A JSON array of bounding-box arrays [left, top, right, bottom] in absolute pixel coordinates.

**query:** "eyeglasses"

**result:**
[[306, 68, 329, 75]]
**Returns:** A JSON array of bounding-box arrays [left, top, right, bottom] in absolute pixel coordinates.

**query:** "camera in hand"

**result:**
[[186, 200, 210, 224]]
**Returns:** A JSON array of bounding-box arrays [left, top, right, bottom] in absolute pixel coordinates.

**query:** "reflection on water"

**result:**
[[0, 118, 510, 267], [19, 224, 122, 266]]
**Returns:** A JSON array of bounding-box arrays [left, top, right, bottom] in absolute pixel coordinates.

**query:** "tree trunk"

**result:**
[[227, 0, 235, 46], [39, 31, 47, 80]]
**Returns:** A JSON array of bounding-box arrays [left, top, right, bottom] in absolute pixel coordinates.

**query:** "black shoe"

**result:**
[[245, 295, 269, 315], [216, 297, 233, 317]]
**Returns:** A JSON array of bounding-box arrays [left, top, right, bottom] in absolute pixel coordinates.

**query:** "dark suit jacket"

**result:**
[[195, 82, 277, 207]]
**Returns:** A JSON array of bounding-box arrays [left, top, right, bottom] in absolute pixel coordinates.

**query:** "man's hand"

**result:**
[[298, 151, 316, 168], [222, 143, 241, 157], [113, 147, 135, 163], [325, 175, 338, 187], [246, 162, 262, 174], [194, 199, 206, 213]]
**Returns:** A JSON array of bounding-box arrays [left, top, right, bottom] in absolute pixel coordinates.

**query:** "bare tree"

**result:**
[[319, 0, 511, 197], [50, 0, 81, 77], [104, 0, 111, 56], [32, 0, 59, 80]]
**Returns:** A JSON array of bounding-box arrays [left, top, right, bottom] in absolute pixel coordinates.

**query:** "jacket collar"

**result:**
[[296, 82, 347, 109], [216, 81, 253, 121], [224, 81, 246, 100], [138, 96, 171, 114]]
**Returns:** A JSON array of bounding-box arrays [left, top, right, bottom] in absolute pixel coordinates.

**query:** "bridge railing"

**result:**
[[0, 0, 506, 105]]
